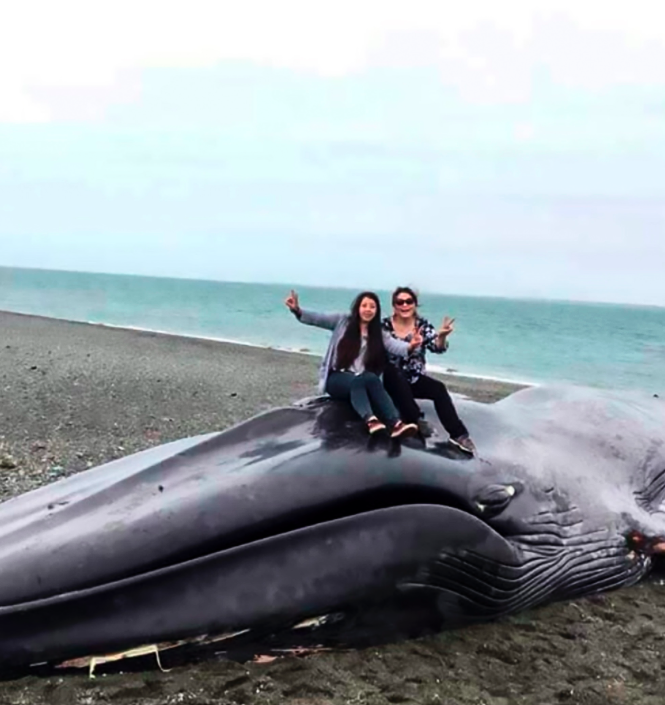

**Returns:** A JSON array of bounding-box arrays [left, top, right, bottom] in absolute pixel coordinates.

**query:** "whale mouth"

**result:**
[[3, 507, 494, 679], [0, 503, 508, 673], [0, 431, 523, 610], [161, 484, 477, 568], [0, 482, 492, 610], [142, 480, 521, 583], [0, 410, 522, 610]]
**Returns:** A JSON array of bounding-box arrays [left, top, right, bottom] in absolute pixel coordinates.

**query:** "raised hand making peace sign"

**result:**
[[284, 290, 300, 314], [439, 316, 455, 337]]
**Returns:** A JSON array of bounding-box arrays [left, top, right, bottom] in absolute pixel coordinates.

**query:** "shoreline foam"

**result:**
[[86, 319, 537, 388], [0, 308, 535, 389]]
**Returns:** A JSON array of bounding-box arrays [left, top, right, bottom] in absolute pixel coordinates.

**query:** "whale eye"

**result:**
[[473, 483, 522, 517]]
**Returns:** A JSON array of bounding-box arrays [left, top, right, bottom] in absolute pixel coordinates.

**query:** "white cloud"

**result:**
[[1, 0, 665, 121]]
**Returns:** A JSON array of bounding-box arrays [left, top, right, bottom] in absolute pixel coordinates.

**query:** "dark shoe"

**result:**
[[449, 435, 476, 455], [366, 417, 387, 435], [417, 419, 435, 438], [391, 420, 418, 439]]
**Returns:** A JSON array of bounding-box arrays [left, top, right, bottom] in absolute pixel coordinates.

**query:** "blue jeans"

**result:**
[[326, 371, 400, 424]]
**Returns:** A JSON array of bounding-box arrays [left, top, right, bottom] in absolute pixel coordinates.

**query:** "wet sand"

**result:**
[[1, 310, 663, 705]]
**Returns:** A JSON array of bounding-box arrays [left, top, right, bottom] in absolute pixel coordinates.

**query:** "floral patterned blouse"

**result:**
[[382, 316, 448, 383]]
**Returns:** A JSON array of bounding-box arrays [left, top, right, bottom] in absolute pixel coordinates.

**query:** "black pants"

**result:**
[[383, 364, 468, 439]]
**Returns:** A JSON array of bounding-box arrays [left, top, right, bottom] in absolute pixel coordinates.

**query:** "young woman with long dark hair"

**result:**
[[285, 289, 420, 438], [381, 286, 476, 454]]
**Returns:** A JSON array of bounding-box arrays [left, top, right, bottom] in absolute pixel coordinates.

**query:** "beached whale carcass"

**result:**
[[0, 385, 664, 674]]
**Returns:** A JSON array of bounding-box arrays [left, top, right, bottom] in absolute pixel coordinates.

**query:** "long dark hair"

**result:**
[[335, 291, 387, 373]]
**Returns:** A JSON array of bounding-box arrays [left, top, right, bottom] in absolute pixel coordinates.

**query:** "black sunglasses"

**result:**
[[394, 298, 415, 306]]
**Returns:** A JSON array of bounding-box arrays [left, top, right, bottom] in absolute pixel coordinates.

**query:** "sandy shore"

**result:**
[[0, 310, 663, 705]]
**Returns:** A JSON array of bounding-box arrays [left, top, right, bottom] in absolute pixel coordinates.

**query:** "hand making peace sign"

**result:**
[[408, 327, 424, 351], [285, 290, 300, 313], [439, 316, 455, 337]]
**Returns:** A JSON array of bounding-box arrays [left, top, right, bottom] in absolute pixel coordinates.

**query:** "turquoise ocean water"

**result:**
[[1, 266, 663, 394]]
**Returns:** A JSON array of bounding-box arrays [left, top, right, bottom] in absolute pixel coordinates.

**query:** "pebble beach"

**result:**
[[1, 309, 664, 705]]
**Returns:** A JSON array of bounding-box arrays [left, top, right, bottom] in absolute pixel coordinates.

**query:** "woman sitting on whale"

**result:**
[[285, 289, 421, 438], [381, 286, 476, 455]]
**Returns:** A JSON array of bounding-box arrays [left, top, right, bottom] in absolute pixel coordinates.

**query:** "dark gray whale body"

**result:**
[[1, 385, 664, 673]]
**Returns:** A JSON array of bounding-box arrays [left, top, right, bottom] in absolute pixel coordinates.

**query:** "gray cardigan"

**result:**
[[295, 309, 411, 393]]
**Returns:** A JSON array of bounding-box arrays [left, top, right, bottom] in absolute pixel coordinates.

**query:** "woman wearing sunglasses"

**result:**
[[381, 286, 476, 455], [285, 289, 421, 438]]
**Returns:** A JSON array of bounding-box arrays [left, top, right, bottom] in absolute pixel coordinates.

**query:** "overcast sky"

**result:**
[[0, 0, 664, 305]]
